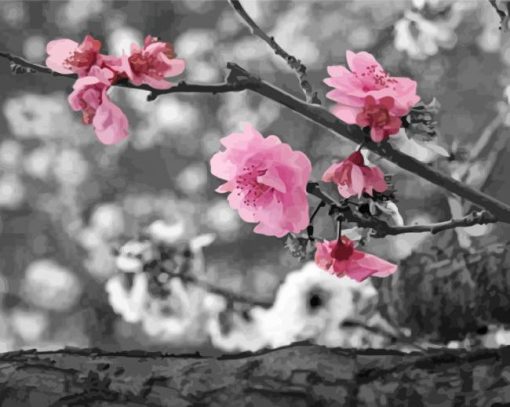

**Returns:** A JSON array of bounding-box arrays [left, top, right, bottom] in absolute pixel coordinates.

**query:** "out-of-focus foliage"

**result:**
[[1, 0, 510, 353]]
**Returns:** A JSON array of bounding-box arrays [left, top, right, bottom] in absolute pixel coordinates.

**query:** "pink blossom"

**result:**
[[315, 237, 397, 282], [46, 35, 104, 77], [356, 96, 402, 142], [119, 35, 185, 89], [322, 151, 387, 198], [210, 124, 312, 238], [324, 50, 420, 135], [68, 66, 128, 144]]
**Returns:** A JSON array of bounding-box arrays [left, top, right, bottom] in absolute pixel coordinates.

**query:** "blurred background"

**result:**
[[0, 0, 510, 355]]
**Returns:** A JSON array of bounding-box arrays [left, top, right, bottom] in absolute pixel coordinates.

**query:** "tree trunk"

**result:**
[[1, 344, 510, 406]]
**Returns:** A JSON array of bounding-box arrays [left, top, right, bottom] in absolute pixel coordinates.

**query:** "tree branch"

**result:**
[[365, 210, 496, 237], [0, 51, 247, 99], [227, 0, 320, 104], [1, 345, 510, 406], [306, 182, 498, 238], [226, 63, 510, 223], [2, 52, 510, 223]]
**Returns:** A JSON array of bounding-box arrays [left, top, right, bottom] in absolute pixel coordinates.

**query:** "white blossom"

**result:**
[[105, 273, 149, 323], [115, 240, 155, 273]]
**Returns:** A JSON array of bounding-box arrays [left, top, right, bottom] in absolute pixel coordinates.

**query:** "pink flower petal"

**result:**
[[210, 151, 236, 180], [346, 50, 382, 74], [142, 75, 173, 90], [257, 167, 287, 193], [354, 252, 398, 278], [349, 164, 365, 197], [45, 39, 78, 74], [326, 90, 364, 107], [327, 65, 352, 78], [370, 127, 386, 143], [160, 56, 186, 77], [331, 105, 363, 124], [366, 166, 388, 193], [322, 162, 340, 183], [215, 181, 234, 193], [92, 95, 129, 145]]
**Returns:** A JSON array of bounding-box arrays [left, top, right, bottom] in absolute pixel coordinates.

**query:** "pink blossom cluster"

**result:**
[[324, 51, 420, 142], [314, 237, 397, 282], [322, 151, 387, 199], [209, 50, 420, 282], [46, 34, 185, 144], [45, 35, 414, 284]]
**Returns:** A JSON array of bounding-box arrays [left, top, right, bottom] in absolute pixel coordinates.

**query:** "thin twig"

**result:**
[[309, 201, 325, 224], [489, 0, 510, 31], [306, 182, 497, 238], [366, 211, 497, 237], [161, 268, 273, 309], [2, 51, 510, 223], [227, 0, 320, 104]]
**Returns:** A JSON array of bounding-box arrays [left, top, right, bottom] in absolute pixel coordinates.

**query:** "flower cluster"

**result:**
[[315, 237, 397, 282], [47, 32, 415, 285], [322, 151, 387, 199], [208, 50, 417, 281], [324, 50, 420, 142], [46, 34, 185, 144]]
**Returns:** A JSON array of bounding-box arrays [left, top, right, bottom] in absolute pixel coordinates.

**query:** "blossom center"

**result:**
[[65, 50, 96, 70], [235, 165, 272, 208], [163, 43, 176, 59], [355, 64, 398, 91], [348, 151, 365, 166], [81, 106, 95, 125], [331, 240, 354, 261], [128, 53, 151, 75], [361, 104, 391, 128]]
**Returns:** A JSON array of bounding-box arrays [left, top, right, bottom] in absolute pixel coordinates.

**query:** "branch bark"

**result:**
[[1, 344, 510, 406]]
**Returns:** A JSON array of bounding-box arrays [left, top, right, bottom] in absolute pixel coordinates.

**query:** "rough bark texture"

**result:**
[[1, 344, 510, 406], [376, 230, 510, 342]]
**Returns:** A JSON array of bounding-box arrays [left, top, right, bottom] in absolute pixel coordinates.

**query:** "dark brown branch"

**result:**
[[227, 0, 320, 104], [2, 52, 510, 223]]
